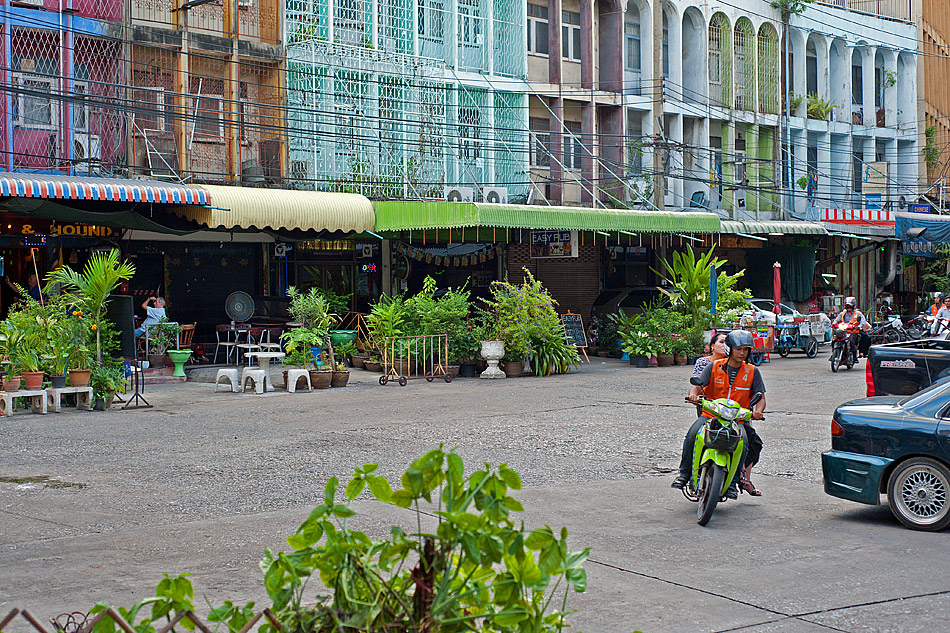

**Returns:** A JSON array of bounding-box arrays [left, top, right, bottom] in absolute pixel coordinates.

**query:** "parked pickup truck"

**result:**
[[866, 338, 950, 397]]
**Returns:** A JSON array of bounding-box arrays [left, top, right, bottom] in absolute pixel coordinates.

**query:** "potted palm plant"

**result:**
[[284, 287, 340, 388], [147, 318, 181, 368], [91, 363, 126, 409], [47, 249, 135, 365]]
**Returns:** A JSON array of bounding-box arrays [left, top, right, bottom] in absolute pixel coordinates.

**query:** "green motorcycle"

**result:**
[[682, 394, 762, 526]]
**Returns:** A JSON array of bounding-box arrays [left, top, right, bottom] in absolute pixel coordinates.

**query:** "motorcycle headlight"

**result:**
[[720, 401, 740, 421]]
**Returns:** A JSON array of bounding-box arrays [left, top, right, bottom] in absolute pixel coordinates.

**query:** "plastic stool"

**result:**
[[241, 368, 269, 394], [285, 368, 312, 393], [214, 368, 241, 393]]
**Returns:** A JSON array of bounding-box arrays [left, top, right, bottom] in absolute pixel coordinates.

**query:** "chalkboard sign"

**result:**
[[561, 313, 590, 363]]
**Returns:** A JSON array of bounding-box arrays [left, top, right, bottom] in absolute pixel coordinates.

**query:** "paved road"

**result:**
[[1, 356, 946, 633]]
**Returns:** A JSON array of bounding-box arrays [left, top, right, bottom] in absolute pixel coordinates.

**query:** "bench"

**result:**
[[46, 386, 94, 413], [0, 389, 48, 416]]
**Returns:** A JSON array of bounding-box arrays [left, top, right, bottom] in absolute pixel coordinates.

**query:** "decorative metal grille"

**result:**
[[733, 18, 755, 112]]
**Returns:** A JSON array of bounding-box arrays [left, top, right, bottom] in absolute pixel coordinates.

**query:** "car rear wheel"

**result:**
[[887, 457, 950, 531]]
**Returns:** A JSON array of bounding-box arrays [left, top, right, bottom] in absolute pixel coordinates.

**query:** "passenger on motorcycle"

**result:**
[[672, 330, 767, 499], [831, 297, 869, 360], [930, 292, 943, 316], [934, 296, 950, 335]]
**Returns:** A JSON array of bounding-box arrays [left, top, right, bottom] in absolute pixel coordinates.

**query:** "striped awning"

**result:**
[[374, 201, 721, 233], [174, 185, 375, 233], [720, 220, 827, 236], [0, 173, 211, 206]]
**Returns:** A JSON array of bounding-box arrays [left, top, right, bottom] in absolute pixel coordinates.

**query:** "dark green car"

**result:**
[[822, 378, 950, 531]]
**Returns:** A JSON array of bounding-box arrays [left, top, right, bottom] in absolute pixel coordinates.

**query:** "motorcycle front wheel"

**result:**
[[697, 462, 725, 526], [884, 329, 901, 344], [804, 337, 819, 358], [831, 346, 842, 372]]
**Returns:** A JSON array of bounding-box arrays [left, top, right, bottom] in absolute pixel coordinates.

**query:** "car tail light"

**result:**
[[865, 360, 875, 397], [831, 420, 844, 437]]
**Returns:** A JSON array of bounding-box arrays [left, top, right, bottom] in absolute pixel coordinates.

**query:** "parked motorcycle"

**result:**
[[869, 314, 907, 344], [681, 393, 763, 526], [830, 323, 857, 372], [904, 313, 931, 340]]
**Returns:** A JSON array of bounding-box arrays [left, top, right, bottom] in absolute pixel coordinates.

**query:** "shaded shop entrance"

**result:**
[[270, 238, 382, 313]]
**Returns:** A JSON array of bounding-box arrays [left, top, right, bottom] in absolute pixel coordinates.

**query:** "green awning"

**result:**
[[720, 220, 827, 236], [374, 201, 721, 233]]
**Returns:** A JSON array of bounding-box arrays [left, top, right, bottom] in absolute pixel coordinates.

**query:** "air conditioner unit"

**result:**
[[74, 135, 101, 170], [445, 186, 474, 203], [484, 187, 508, 204], [238, 0, 253, 7], [734, 191, 746, 209]]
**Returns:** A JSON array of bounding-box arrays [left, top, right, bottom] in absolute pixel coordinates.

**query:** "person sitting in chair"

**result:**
[[134, 296, 167, 339]]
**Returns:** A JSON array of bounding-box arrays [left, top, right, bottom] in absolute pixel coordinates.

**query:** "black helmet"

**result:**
[[723, 330, 755, 356]]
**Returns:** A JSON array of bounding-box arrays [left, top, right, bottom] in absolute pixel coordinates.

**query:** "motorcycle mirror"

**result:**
[[750, 392, 763, 406]]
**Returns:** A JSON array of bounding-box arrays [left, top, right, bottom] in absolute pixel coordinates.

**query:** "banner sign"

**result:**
[[902, 241, 938, 258]]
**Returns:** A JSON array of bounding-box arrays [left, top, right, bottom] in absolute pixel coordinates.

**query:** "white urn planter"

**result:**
[[479, 340, 506, 379]]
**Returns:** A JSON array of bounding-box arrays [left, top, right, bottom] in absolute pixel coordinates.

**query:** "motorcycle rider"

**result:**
[[672, 330, 766, 500], [831, 297, 869, 361]]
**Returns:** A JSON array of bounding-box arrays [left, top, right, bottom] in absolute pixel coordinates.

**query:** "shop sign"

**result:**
[[8, 221, 117, 238], [530, 230, 577, 258], [298, 239, 354, 251], [718, 235, 764, 249]]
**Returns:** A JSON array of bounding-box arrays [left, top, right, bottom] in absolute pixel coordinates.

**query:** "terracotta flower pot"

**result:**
[[673, 354, 688, 366], [656, 354, 675, 367], [22, 371, 44, 391], [502, 361, 524, 377], [350, 354, 368, 369], [363, 360, 382, 372], [309, 370, 333, 389], [331, 370, 350, 388], [147, 353, 166, 369], [3, 376, 21, 392], [68, 368, 91, 387]]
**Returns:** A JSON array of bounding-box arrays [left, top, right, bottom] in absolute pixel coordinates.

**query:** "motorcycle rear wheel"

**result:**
[[884, 329, 901, 344], [697, 463, 725, 526], [805, 337, 819, 358], [831, 347, 842, 372]]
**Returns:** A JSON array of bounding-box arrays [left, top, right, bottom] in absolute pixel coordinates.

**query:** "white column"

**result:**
[[817, 131, 831, 208], [862, 47, 875, 126]]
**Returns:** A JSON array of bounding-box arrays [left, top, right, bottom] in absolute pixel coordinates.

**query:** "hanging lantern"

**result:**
[[479, 251, 487, 263], [414, 249, 423, 261], [453, 256, 460, 267], [396, 243, 405, 254], [461, 255, 469, 267], [425, 254, 433, 264]]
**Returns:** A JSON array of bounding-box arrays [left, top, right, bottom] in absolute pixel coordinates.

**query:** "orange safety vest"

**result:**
[[932, 304, 942, 316], [702, 358, 755, 417]]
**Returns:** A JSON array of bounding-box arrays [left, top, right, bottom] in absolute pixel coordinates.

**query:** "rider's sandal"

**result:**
[[739, 477, 762, 497]]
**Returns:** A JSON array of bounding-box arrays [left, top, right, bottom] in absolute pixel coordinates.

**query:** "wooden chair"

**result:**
[[179, 323, 197, 349]]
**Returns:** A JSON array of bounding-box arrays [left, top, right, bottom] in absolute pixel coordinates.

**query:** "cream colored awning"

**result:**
[[175, 185, 375, 233]]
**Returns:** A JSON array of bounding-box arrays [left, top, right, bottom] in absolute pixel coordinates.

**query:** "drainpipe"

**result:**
[[877, 240, 898, 290]]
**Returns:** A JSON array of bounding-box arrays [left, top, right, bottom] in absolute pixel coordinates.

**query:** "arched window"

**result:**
[[662, 11, 669, 78], [625, 5, 640, 72], [757, 22, 778, 114], [733, 18, 754, 111], [708, 13, 731, 107]]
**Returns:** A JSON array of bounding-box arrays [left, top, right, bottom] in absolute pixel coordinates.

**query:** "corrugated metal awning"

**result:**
[[174, 185, 375, 233], [374, 201, 721, 233], [821, 221, 894, 237], [0, 173, 210, 205], [720, 220, 827, 235]]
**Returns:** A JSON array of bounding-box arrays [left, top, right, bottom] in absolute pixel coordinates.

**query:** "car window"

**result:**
[[593, 290, 621, 307], [781, 304, 796, 315], [901, 377, 950, 410]]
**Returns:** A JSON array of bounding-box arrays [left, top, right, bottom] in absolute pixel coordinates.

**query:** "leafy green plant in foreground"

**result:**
[[88, 449, 590, 633]]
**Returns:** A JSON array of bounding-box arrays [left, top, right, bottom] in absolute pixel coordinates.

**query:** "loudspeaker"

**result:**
[[106, 295, 136, 359]]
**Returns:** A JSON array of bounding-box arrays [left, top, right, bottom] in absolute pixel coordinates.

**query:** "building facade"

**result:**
[[284, 0, 533, 203], [525, 0, 921, 220]]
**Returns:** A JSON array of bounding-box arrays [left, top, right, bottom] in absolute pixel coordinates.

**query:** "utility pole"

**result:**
[[652, 0, 664, 211]]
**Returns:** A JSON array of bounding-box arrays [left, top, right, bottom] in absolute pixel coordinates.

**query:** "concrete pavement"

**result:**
[[1, 355, 946, 633]]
